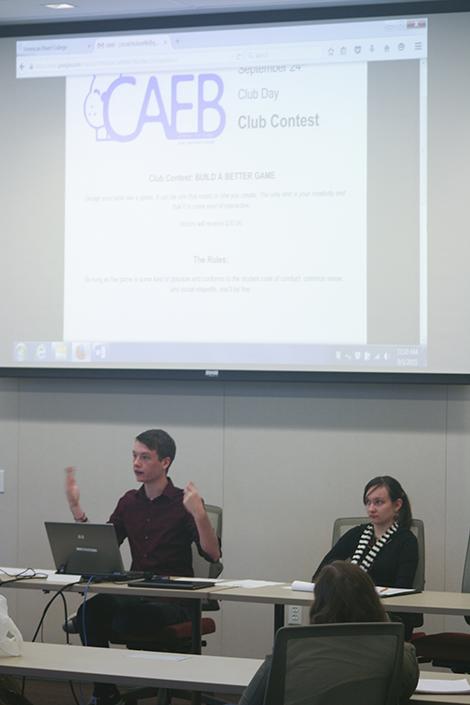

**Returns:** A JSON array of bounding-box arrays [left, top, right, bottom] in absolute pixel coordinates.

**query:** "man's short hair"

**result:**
[[135, 429, 176, 466]]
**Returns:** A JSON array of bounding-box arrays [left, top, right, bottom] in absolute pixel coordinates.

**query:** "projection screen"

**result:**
[[0, 8, 469, 377]]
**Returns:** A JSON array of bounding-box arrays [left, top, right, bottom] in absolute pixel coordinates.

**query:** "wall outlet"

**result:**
[[287, 605, 302, 625], [0, 469, 4, 493]]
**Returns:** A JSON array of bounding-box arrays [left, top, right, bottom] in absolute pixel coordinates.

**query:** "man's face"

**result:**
[[132, 440, 170, 484]]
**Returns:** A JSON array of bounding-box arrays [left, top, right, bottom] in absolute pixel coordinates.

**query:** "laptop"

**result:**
[[45, 521, 125, 577], [128, 576, 216, 590]]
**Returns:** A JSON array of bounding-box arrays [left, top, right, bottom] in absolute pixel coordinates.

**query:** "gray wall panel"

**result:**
[[0, 377, 467, 653], [0, 379, 19, 617], [222, 382, 448, 655]]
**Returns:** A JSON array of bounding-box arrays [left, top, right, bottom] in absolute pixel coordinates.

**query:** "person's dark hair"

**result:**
[[309, 561, 387, 624], [135, 429, 176, 467], [363, 475, 412, 529]]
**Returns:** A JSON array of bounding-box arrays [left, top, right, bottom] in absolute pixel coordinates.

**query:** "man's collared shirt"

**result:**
[[109, 478, 198, 575]]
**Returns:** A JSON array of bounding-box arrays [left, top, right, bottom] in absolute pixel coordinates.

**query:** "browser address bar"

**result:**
[[17, 43, 322, 79]]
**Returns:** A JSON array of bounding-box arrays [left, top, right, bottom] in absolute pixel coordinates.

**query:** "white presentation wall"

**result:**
[[3, 11, 470, 376]]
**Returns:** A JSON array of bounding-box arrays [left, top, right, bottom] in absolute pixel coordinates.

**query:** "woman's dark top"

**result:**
[[312, 524, 420, 639], [312, 524, 418, 587]]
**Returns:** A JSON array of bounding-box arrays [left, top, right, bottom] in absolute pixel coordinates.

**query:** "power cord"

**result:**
[[19, 582, 79, 703], [0, 568, 49, 585]]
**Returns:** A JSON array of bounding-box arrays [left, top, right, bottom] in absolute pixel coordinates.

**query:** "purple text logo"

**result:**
[[83, 73, 226, 142]]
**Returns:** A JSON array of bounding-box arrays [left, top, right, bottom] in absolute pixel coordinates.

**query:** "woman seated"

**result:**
[[313, 475, 419, 640], [313, 475, 418, 589], [239, 561, 419, 705]]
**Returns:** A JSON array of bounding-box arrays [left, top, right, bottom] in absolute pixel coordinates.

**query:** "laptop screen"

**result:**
[[45, 522, 124, 575]]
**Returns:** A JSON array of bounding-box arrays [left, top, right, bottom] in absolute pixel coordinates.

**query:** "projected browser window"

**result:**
[[13, 18, 427, 370]]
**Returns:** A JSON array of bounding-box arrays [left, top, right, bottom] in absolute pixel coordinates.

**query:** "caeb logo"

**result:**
[[83, 73, 226, 142]]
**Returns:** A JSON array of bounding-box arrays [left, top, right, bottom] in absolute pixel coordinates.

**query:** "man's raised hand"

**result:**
[[65, 466, 86, 521], [183, 481, 205, 519]]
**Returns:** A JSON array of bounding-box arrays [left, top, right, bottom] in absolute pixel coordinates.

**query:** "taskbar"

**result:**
[[11, 340, 426, 369]]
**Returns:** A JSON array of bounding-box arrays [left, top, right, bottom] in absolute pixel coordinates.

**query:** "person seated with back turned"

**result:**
[[312, 475, 419, 640], [65, 428, 221, 705], [239, 561, 419, 705]]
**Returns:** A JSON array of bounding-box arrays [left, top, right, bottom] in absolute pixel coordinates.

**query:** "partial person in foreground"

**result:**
[[65, 428, 221, 705], [239, 561, 419, 705], [312, 474, 419, 639]]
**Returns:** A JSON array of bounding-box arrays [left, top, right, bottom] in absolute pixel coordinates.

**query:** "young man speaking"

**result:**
[[65, 428, 220, 705]]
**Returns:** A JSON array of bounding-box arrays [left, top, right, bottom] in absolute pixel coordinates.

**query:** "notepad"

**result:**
[[416, 677, 470, 694]]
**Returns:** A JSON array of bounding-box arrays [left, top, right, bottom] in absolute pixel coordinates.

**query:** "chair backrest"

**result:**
[[460, 530, 470, 625], [192, 504, 223, 580], [331, 517, 425, 591], [263, 622, 404, 705], [461, 530, 470, 594]]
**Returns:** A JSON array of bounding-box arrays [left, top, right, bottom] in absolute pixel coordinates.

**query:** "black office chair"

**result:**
[[331, 517, 425, 592], [262, 622, 404, 705], [412, 530, 470, 673], [119, 505, 223, 705], [332, 516, 425, 637]]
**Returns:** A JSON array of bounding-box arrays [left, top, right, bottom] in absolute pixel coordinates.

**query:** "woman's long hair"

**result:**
[[310, 561, 387, 624]]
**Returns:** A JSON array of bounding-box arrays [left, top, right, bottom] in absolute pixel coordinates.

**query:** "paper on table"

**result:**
[[218, 580, 284, 589], [46, 573, 82, 584], [291, 580, 315, 592], [416, 678, 470, 694], [128, 652, 189, 661], [376, 587, 417, 597]]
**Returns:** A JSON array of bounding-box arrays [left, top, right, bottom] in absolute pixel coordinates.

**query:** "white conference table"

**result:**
[[207, 585, 470, 633], [3, 577, 470, 705], [209, 584, 470, 614], [0, 641, 263, 695], [2, 575, 470, 634], [4, 576, 470, 611], [0, 641, 468, 705]]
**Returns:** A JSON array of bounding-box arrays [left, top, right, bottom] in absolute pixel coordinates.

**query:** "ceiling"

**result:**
[[0, 0, 443, 29], [0, 0, 351, 26]]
